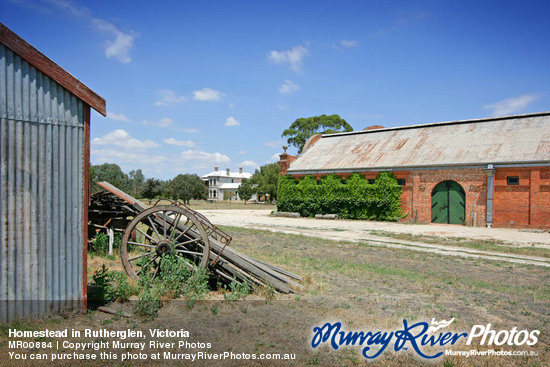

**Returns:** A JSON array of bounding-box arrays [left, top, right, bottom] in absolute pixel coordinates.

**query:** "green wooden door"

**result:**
[[431, 181, 465, 224]]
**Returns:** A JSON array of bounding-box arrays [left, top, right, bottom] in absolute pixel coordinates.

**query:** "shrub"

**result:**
[[133, 283, 165, 320], [89, 232, 123, 256], [133, 254, 211, 317], [88, 265, 135, 305], [277, 172, 403, 220], [182, 268, 210, 308]]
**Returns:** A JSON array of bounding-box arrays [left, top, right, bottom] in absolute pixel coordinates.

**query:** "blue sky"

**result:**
[[3, 0, 549, 179]]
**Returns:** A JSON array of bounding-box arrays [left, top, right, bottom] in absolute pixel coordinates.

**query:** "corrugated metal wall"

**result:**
[[0, 43, 84, 321]]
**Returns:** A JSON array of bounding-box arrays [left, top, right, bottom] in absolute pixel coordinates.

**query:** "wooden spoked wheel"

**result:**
[[121, 205, 210, 281]]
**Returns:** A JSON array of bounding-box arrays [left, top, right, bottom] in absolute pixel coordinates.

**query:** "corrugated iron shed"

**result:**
[[287, 112, 550, 174], [0, 23, 105, 321]]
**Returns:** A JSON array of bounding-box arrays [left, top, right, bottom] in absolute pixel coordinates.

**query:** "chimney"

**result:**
[[278, 145, 297, 175], [214, 166, 218, 172], [239, 166, 243, 174], [226, 167, 230, 176]]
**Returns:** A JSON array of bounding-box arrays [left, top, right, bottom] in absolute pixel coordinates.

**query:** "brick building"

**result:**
[[278, 112, 550, 228]]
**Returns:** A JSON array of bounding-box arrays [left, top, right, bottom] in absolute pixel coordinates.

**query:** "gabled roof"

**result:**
[[0, 22, 106, 116], [287, 112, 550, 174]]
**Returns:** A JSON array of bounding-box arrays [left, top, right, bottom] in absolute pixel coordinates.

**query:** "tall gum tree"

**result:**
[[281, 114, 353, 153]]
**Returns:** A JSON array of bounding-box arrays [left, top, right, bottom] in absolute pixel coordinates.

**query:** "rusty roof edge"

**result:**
[[0, 22, 106, 116], [322, 111, 550, 139], [287, 161, 550, 174]]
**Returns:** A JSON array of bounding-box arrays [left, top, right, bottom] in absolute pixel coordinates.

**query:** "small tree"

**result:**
[[223, 191, 235, 200], [141, 178, 163, 201], [91, 162, 130, 193], [250, 163, 280, 202], [167, 174, 207, 204], [237, 178, 254, 204], [129, 169, 145, 198]]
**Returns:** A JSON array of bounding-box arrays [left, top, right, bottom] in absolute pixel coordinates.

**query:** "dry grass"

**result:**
[[365, 229, 550, 259], [1, 227, 548, 366]]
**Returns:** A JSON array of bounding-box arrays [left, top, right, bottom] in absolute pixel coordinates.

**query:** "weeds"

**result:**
[[210, 305, 218, 315], [181, 268, 210, 309], [88, 265, 135, 305], [133, 254, 211, 319], [223, 279, 251, 302], [89, 232, 123, 257], [264, 283, 276, 303], [133, 283, 165, 320]]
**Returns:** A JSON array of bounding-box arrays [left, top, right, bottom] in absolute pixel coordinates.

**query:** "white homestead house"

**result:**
[[202, 166, 252, 200]]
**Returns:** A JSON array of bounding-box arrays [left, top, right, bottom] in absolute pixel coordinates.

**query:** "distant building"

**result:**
[[278, 112, 550, 228], [202, 166, 252, 200]]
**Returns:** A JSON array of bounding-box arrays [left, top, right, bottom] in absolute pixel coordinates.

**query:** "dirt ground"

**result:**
[[200, 209, 550, 245], [201, 210, 550, 267], [1, 213, 549, 367]]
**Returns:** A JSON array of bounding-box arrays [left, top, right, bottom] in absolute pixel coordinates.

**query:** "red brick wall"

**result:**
[[406, 169, 487, 226], [493, 167, 550, 228], [537, 168, 550, 228]]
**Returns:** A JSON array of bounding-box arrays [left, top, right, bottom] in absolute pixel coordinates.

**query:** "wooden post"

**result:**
[[108, 226, 114, 256]]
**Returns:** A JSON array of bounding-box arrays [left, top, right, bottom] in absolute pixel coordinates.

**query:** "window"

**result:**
[[507, 176, 519, 185], [341, 179, 347, 185], [397, 179, 406, 186], [367, 179, 375, 184]]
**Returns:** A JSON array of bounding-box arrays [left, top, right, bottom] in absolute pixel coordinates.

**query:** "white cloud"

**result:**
[[270, 153, 281, 161], [240, 160, 259, 168], [41, 0, 137, 63], [483, 94, 538, 116], [279, 80, 300, 95], [107, 112, 131, 122], [92, 129, 159, 151], [92, 18, 137, 63], [141, 117, 174, 128], [193, 88, 224, 101], [155, 89, 187, 106], [268, 45, 309, 72], [277, 104, 288, 111], [173, 127, 201, 133], [341, 40, 358, 47], [91, 148, 166, 165], [238, 150, 247, 154], [371, 30, 387, 38], [180, 150, 231, 169], [264, 140, 282, 148], [225, 116, 241, 127], [164, 138, 194, 147], [229, 103, 236, 108]]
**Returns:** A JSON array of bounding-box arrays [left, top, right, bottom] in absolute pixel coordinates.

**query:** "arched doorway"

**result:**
[[431, 181, 465, 224]]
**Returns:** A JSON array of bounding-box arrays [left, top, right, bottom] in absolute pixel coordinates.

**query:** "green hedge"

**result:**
[[277, 172, 404, 221]]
